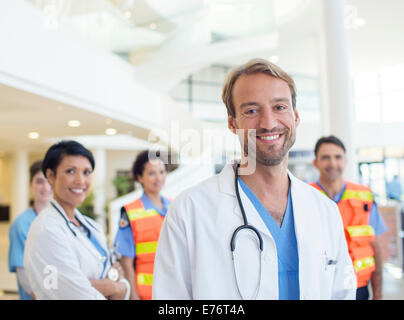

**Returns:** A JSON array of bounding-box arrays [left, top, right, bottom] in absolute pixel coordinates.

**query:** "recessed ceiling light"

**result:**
[[28, 132, 40, 139], [105, 128, 117, 136], [68, 120, 81, 127], [149, 23, 156, 30], [124, 11, 132, 19]]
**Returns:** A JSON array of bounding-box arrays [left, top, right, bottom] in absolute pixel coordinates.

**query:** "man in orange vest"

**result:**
[[310, 135, 387, 300]]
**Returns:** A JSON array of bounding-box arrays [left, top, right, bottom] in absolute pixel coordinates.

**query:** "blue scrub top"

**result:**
[[75, 214, 108, 277], [8, 208, 37, 300], [316, 181, 388, 236], [114, 193, 170, 259], [239, 179, 300, 300]]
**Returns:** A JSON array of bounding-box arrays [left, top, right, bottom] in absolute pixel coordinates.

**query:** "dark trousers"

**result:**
[[356, 286, 369, 300]]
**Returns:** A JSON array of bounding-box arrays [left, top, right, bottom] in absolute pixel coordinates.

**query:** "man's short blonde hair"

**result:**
[[222, 58, 297, 117]]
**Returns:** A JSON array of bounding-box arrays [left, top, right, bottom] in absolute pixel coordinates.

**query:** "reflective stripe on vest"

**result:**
[[126, 208, 159, 220], [341, 190, 373, 202], [136, 241, 158, 255], [346, 225, 375, 238], [137, 273, 153, 286], [354, 256, 375, 272]]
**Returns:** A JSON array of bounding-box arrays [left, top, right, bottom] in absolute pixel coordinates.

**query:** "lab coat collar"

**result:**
[[50, 199, 72, 221], [217, 162, 237, 196], [50, 199, 110, 274], [217, 163, 321, 245], [217, 162, 299, 238], [217, 162, 298, 198], [50, 199, 87, 226]]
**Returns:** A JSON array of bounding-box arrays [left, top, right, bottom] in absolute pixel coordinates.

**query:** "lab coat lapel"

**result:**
[[76, 211, 110, 264], [217, 163, 275, 238], [289, 171, 324, 298], [289, 171, 324, 251]]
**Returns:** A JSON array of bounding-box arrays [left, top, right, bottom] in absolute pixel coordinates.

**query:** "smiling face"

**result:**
[[313, 143, 347, 183], [137, 159, 167, 195], [228, 73, 300, 167], [46, 155, 93, 212], [30, 171, 53, 204]]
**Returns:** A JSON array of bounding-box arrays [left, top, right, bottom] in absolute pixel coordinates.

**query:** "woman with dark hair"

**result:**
[[8, 160, 52, 299], [24, 140, 130, 300], [113, 150, 170, 300]]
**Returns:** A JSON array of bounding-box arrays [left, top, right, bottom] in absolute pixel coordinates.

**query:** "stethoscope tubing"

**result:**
[[231, 163, 264, 253], [231, 163, 264, 300]]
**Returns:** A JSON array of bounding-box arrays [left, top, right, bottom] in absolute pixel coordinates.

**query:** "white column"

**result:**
[[93, 149, 107, 231], [11, 150, 29, 222], [322, 0, 358, 182], [318, 29, 331, 136]]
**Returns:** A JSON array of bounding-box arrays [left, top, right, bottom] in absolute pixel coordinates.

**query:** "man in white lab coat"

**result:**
[[153, 59, 356, 300]]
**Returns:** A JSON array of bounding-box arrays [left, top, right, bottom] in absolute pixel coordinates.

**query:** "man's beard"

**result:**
[[241, 127, 296, 167]]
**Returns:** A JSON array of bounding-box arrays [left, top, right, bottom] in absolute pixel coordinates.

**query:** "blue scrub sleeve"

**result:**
[[369, 201, 388, 236], [113, 208, 136, 259], [8, 221, 27, 272]]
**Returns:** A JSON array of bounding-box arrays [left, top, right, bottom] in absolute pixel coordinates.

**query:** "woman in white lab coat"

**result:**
[[24, 140, 130, 300]]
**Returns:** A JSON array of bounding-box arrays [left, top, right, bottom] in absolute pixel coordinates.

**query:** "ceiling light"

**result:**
[[68, 120, 81, 128], [149, 23, 157, 30], [105, 128, 117, 136], [345, 5, 366, 30], [28, 132, 40, 139], [269, 55, 279, 64]]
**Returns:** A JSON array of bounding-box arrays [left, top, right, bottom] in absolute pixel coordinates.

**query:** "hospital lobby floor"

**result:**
[[0, 221, 403, 300]]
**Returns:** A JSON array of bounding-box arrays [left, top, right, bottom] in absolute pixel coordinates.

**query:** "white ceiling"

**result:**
[[0, 83, 149, 153], [219, 0, 404, 76], [27, 0, 404, 74], [347, 0, 404, 74], [2, 0, 404, 155]]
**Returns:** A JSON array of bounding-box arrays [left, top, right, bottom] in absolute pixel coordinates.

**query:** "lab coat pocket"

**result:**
[[320, 251, 337, 294]]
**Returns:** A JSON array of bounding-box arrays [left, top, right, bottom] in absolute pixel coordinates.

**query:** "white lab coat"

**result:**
[[153, 164, 357, 300], [24, 200, 112, 299]]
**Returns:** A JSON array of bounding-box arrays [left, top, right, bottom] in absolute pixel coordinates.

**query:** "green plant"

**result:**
[[112, 174, 134, 197], [77, 191, 96, 220]]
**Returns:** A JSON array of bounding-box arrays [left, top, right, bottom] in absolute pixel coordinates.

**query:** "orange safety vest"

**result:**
[[310, 181, 376, 288], [123, 198, 165, 300]]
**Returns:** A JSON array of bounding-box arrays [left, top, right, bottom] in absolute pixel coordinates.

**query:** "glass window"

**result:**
[[353, 73, 379, 98], [380, 64, 404, 93], [381, 92, 404, 123], [354, 95, 381, 122]]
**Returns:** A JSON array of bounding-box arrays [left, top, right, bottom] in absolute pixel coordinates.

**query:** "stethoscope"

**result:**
[[50, 201, 115, 277], [230, 163, 264, 300], [50, 201, 96, 238]]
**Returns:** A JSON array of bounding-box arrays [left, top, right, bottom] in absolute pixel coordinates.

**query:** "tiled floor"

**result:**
[[1, 221, 403, 300]]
